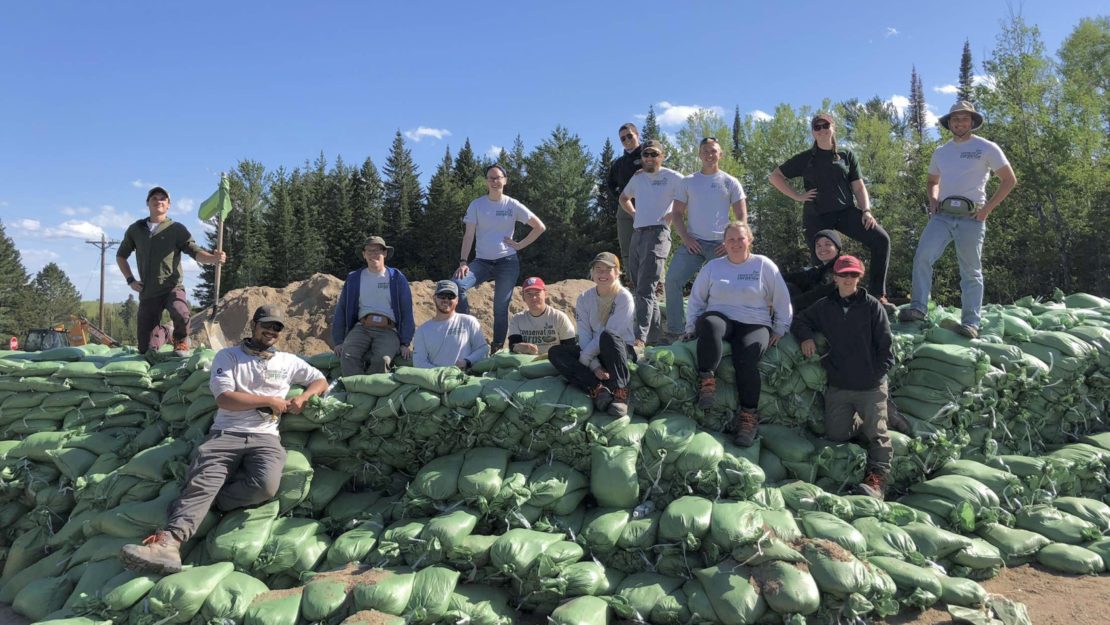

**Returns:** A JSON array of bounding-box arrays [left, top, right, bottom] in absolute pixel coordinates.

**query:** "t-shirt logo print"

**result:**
[[959, 149, 984, 160]]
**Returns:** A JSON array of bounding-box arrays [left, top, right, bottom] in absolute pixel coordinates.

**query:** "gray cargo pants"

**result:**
[[629, 225, 671, 343], [824, 382, 892, 475], [165, 430, 286, 543], [340, 324, 401, 376]]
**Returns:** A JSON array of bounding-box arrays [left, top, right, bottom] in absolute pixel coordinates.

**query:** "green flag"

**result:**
[[198, 174, 232, 221]]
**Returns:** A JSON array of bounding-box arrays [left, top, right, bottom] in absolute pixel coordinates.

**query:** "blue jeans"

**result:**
[[910, 213, 986, 327], [455, 255, 520, 350], [664, 237, 723, 334]]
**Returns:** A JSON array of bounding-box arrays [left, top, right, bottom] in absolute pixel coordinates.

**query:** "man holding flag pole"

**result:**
[[116, 182, 228, 356]]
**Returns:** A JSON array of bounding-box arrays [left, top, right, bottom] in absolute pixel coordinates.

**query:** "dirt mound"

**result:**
[[190, 273, 596, 353]]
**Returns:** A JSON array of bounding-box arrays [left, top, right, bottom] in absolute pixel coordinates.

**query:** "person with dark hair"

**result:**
[[454, 164, 546, 351], [549, 253, 636, 418], [116, 186, 226, 355], [606, 123, 643, 280], [413, 281, 490, 370], [792, 255, 895, 499], [769, 113, 892, 304], [783, 229, 842, 312], [119, 305, 328, 574], [331, 236, 415, 375], [684, 222, 791, 447]]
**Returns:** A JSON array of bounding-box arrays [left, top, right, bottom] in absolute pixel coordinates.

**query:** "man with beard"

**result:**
[[413, 281, 490, 369], [607, 122, 643, 279], [119, 305, 328, 574]]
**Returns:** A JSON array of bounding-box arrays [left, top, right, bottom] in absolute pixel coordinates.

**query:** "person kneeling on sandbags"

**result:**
[[791, 256, 896, 500], [119, 305, 329, 574]]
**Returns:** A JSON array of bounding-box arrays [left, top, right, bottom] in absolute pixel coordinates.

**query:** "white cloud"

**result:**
[[925, 107, 940, 128], [19, 248, 59, 267], [196, 219, 216, 235], [888, 95, 910, 116], [750, 109, 773, 122], [486, 145, 503, 160], [182, 257, 201, 274], [403, 127, 452, 142], [174, 197, 196, 216], [934, 84, 959, 94], [43, 220, 106, 240], [884, 27, 900, 38], [131, 179, 156, 189], [89, 205, 141, 231], [655, 101, 727, 127], [10, 218, 41, 233], [973, 74, 997, 91]]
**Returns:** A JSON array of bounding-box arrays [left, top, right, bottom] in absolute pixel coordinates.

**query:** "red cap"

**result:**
[[833, 255, 865, 276], [522, 277, 546, 291]]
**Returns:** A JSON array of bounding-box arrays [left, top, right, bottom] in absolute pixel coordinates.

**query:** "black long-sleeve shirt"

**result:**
[[607, 145, 643, 217], [783, 259, 837, 312], [791, 287, 894, 390]]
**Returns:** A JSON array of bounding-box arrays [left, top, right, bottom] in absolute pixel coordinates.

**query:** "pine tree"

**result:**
[[590, 138, 618, 257], [500, 135, 527, 183], [349, 156, 386, 257], [452, 139, 484, 188], [266, 168, 300, 288], [958, 39, 975, 102], [731, 105, 743, 159], [119, 294, 136, 330], [908, 66, 928, 139], [0, 220, 30, 337], [642, 105, 660, 142], [421, 148, 468, 280], [321, 155, 358, 276], [382, 131, 425, 271], [27, 263, 82, 328]]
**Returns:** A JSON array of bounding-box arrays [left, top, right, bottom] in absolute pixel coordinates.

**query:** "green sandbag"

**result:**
[[406, 565, 459, 624], [32, 618, 112, 625], [410, 452, 465, 502], [938, 575, 988, 608], [549, 595, 610, 625], [92, 486, 180, 537], [950, 538, 1005, 569], [641, 413, 699, 466], [707, 500, 764, 555], [1015, 504, 1102, 545], [580, 508, 630, 553], [457, 447, 510, 503], [1052, 496, 1110, 532], [800, 539, 871, 597], [799, 511, 868, 556], [526, 461, 589, 514], [8, 431, 70, 462], [201, 571, 269, 624], [421, 509, 480, 560], [301, 576, 351, 622], [327, 517, 386, 568], [117, 437, 192, 481], [694, 561, 766, 625], [12, 574, 74, 622], [851, 517, 922, 563], [143, 562, 234, 623], [244, 588, 303, 625], [909, 475, 999, 512], [254, 517, 329, 575], [47, 446, 99, 482], [206, 500, 281, 570], [659, 496, 714, 550], [303, 465, 351, 512], [779, 481, 851, 518], [731, 537, 806, 566], [63, 557, 125, 610], [342, 373, 398, 396], [1085, 538, 1110, 570], [868, 555, 942, 606], [753, 560, 820, 616], [937, 459, 1024, 503], [901, 522, 973, 560], [445, 584, 515, 625], [609, 573, 684, 623], [489, 529, 564, 577], [276, 449, 314, 514], [758, 424, 815, 463], [591, 445, 639, 508], [1035, 543, 1105, 575], [100, 569, 161, 612], [975, 523, 1050, 564], [352, 570, 414, 614]]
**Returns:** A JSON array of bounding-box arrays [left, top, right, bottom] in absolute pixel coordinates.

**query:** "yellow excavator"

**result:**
[[21, 315, 121, 351]]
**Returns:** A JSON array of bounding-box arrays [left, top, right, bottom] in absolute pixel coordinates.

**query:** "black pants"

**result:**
[[137, 288, 190, 353], [803, 207, 890, 297], [695, 313, 770, 411], [549, 331, 633, 393]]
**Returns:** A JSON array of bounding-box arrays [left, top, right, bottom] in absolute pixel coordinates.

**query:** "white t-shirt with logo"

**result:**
[[357, 268, 393, 321], [209, 347, 326, 435], [621, 167, 683, 229], [508, 306, 576, 355], [929, 136, 1011, 205], [413, 314, 490, 368], [677, 171, 746, 241], [463, 195, 537, 260]]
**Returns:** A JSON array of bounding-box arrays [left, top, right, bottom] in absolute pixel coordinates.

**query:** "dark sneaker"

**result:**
[[956, 324, 979, 339], [857, 473, 888, 500], [730, 410, 759, 447], [172, 338, 191, 358], [897, 308, 926, 322], [697, 374, 717, 410], [591, 385, 613, 413], [608, 387, 630, 418], [886, 401, 912, 435], [119, 530, 182, 574]]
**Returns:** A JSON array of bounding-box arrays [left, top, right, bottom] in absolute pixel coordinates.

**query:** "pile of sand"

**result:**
[[190, 273, 596, 353]]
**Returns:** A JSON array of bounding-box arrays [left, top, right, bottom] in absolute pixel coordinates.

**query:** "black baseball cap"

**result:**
[[252, 305, 286, 326]]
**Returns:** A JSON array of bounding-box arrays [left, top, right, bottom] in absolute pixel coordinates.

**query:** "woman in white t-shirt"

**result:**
[[453, 164, 546, 351], [683, 222, 792, 447]]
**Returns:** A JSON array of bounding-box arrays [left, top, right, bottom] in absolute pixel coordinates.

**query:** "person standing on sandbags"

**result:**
[[791, 255, 895, 499], [412, 281, 490, 370], [331, 236, 415, 375], [116, 186, 226, 356], [606, 122, 643, 282], [119, 305, 328, 574]]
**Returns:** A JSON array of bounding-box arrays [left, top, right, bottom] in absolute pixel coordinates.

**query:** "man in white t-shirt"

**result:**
[[508, 277, 576, 355], [413, 281, 491, 369], [620, 139, 682, 347], [120, 305, 328, 574], [900, 101, 1017, 338], [664, 138, 747, 338]]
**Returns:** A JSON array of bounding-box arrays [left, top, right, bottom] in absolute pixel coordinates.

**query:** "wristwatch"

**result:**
[[126, 276, 136, 285]]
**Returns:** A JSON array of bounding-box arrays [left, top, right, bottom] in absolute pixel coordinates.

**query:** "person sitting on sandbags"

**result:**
[[783, 229, 842, 313], [119, 305, 329, 574]]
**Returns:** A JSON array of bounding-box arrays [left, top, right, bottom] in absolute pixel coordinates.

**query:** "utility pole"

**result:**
[[86, 233, 121, 329]]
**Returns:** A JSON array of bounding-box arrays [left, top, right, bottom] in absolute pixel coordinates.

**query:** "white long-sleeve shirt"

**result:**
[[575, 286, 635, 370], [412, 313, 490, 368], [685, 254, 793, 337]]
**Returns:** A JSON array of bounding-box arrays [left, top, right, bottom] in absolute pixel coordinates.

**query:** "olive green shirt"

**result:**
[[116, 218, 203, 300]]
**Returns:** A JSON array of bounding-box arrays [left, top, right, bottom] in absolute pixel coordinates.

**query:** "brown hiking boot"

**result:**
[[119, 530, 182, 574], [730, 409, 759, 447], [697, 374, 716, 410], [897, 308, 925, 322], [172, 338, 191, 358], [608, 387, 630, 418], [591, 384, 613, 413], [857, 472, 888, 500], [886, 400, 912, 435]]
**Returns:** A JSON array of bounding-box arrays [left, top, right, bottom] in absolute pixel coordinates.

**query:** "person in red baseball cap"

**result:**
[[791, 255, 897, 500], [508, 277, 576, 356]]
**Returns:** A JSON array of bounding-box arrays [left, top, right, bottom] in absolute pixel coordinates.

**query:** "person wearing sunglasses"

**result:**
[[454, 164, 547, 352], [664, 137, 747, 341], [508, 277, 576, 356], [120, 305, 328, 574], [412, 280, 490, 370], [619, 139, 681, 350], [769, 112, 893, 309], [791, 255, 895, 500], [606, 122, 643, 280]]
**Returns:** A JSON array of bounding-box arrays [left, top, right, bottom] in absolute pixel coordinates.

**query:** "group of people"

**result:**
[[117, 99, 1016, 576]]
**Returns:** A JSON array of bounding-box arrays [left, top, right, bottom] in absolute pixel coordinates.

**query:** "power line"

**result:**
[[85, 233, 122, 328]]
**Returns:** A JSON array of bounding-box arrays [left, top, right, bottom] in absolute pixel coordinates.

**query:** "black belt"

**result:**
[[635, 224, 666, 231]]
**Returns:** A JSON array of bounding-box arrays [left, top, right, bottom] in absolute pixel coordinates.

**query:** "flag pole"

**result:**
[[210, 173, 227, 320]]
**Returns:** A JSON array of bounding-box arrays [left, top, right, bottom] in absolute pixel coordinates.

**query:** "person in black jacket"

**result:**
[[784, 229, 842, 312], [606, 123, 643, 283], [791, 255, 894, 500]]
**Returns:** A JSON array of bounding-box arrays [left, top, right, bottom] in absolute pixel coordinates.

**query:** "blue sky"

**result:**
[[1, 0, 1102, 303]]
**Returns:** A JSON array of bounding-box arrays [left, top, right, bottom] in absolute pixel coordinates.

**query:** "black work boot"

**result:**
[[730, 409, 759, 447]]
